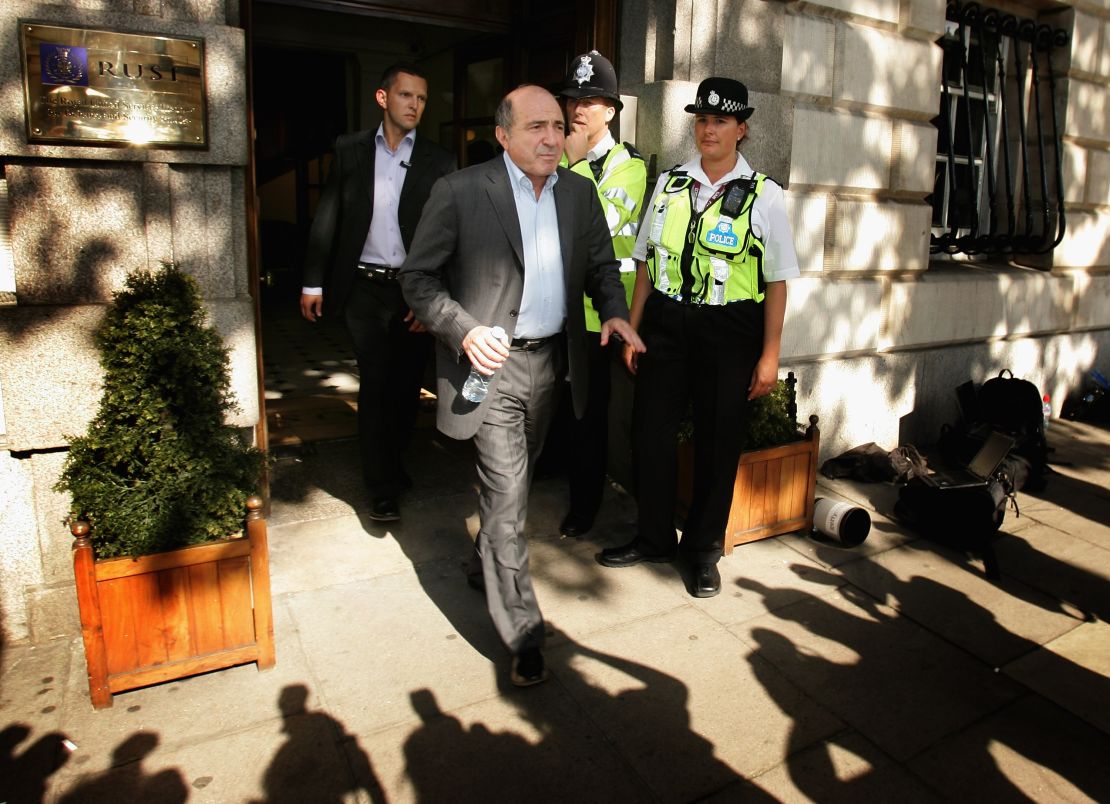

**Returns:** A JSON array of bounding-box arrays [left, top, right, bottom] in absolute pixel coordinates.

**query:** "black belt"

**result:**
[[510, 335, 556, 351], [356, 262, 399, 280]]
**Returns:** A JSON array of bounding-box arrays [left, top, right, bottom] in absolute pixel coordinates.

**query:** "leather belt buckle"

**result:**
[[356, 263, 399, 280], [509, 335, 553, 351]]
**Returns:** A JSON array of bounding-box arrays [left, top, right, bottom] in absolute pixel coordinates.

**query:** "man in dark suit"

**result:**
[[301, 63, 455, 522], [400, 85, 645, 687]]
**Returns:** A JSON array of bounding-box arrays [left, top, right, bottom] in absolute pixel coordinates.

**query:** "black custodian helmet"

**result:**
[[558, 50, 623, 111]]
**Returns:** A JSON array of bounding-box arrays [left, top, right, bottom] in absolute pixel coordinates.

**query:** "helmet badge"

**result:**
[[573, 55, 595, 86], [708, 90, 720, 107]]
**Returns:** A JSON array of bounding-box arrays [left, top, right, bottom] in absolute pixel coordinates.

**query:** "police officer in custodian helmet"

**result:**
[[555, 50, 647, 539]]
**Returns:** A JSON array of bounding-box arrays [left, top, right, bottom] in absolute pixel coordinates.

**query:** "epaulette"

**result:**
[[622, 142, 644, 160]]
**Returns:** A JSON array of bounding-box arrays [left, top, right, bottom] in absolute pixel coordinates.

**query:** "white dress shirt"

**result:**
[[503, 152, 566, 339], [302, 125, 415, 295], [361, 126, 415, 268]]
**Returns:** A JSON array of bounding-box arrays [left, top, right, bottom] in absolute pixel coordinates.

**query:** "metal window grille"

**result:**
[[930, 1, 1069, 258]]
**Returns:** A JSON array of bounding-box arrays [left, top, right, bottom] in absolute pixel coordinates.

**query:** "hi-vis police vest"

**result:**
[[562, 142, 647, 331], [645, 170, 768, 305]]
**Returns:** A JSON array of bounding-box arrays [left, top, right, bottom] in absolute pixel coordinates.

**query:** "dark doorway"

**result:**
[[247, 0, 617, 450]]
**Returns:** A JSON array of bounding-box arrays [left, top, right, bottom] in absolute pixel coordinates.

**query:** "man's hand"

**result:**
[[622, 341, 642, 375], [462, 325, 510, 376], [403, 309, 426, 333], [748, 354, 779, 400], [601, 318, 645, 374], [564, 124, 590, 166], [300, 293, 323, 322]]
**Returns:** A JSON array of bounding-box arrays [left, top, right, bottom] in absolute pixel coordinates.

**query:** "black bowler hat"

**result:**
[[558, 50, 623, 111], [684, 77, 754, 121]]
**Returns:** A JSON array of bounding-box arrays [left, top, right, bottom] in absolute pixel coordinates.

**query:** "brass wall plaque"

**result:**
[[20, 22, 207, 149]]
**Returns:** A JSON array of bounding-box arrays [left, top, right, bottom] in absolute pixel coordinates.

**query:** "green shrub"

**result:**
[[743, 379, 800, 450], [55, 265, 264, 558]]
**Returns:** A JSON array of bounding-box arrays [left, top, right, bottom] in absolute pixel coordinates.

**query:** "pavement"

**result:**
[[2, 417, 1109, 803]]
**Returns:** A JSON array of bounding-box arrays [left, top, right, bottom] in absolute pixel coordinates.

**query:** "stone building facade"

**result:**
[[621, 0, 1110, 457], [1, 1, 258, 644], [2, 0, 1109, 645]]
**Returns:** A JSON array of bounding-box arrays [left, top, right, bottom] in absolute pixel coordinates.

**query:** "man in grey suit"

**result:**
[[400, 85, 644, 687]]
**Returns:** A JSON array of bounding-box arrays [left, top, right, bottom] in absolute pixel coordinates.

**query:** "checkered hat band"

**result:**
[[696, 97, 746, 112]]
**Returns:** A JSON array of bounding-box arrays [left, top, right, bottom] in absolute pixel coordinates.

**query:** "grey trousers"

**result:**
[[471, 339, 561, 655]]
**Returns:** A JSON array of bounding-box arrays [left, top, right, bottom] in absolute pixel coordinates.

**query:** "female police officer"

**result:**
[[597, 77, 799, 598]]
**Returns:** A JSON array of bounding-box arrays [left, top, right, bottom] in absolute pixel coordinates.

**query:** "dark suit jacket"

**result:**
[[398, 157, 629, 440], [303, 128, 456, 316]]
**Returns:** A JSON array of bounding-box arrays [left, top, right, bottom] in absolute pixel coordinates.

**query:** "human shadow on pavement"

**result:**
[[733, 563, 1110, 801], [254, 683, 385, 804], [0, 724, 71, 804], [399, 632, 775, 802], [56, 732, 186, 803]]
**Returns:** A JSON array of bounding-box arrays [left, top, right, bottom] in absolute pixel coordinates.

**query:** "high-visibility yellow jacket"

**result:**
[[563, 142, 647, 331], [644, 171, 768, 305]]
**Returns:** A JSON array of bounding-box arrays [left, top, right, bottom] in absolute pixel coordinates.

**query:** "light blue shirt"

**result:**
[[503, 152, 565, 339], [361, 125, 416, 268], [303, 125, 415, 295]]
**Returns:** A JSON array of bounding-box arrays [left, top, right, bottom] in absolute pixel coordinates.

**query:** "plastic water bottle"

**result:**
[[461, 326, 506, 403], [1042, 394, 1052, 429]]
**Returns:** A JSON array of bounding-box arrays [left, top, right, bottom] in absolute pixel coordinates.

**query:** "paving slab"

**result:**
[[835, 537, 1085, 667], [53, 596, 318, 770], [284, 567, 506, 737], [1003, 618, 1110, 735], [908, 694, 1110, 802], [0, 637, 72, 731], [268, 502, 478, 597], [52, 706, 369, 804], [707, 730, 942, 803], [548, 606, 844, 801], [529, 549, 690, 645], [0, 640, 74, 804], [729, 588, 1024, 762], [992, 524, 1110, 622], [693, 537, 848, 627], [355, 680, 649, 802]]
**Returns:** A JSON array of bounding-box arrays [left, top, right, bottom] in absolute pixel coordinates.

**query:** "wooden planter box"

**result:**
[[678, 415, 820, 554], [71, 496, 275, 709]]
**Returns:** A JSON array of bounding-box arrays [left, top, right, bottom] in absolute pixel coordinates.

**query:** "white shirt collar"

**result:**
[[679, 152, 754, 188], [503, 151, 559, 194], [587, 131, 617, 163], [375, 124, 416, 152]]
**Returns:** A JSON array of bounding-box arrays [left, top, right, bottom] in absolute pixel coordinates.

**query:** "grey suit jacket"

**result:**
[[399, 157, 628, 440]]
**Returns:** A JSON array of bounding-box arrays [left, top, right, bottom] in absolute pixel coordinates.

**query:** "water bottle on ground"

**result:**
[[1042, 394, 1052, 429], [461, 326, 507, 403]]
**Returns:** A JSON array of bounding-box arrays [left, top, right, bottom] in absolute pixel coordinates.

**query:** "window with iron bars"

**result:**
[[930, 1, 1070, 261]]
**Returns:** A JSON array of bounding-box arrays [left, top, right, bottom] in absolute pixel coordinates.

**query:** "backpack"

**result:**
[[895, 478, 1010, 578], [975, 369, 1049, 490]]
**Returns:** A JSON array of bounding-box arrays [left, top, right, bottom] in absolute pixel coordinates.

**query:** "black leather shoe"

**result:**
[[692, 563, 721, 598], [597, 543, 676, 568], [560, 515, 593, 538], [510, 648, 548, 687], [368, 497, 400, 522]]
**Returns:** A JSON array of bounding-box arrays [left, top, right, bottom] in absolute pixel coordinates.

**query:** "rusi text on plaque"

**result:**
[[20, 22, 208, 149]]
